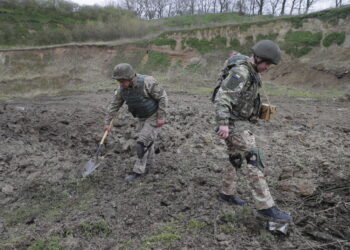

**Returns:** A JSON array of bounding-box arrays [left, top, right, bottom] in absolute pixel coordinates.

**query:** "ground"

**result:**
[[0, 88, 349, 249]]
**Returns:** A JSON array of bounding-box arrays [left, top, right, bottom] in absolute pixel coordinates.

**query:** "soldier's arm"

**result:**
[[214, 66, 250, 125], [104, 88, 125, 125], [144, 76, 168, 120]]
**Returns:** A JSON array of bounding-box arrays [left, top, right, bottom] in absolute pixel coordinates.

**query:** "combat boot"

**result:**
[[125, 172, 142, 182], [257, 206, 292, 222], [218, 193, 246, 205]]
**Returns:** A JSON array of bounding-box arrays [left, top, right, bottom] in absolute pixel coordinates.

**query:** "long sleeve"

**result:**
[[144, 76, 168, 120], [214, 65, 250, 125], [104, 88, 125, 125]]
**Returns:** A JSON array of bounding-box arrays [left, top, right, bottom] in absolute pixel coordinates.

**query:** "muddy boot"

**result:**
[[218, 193, 246, 205], [125, 172, 141, 182], [257, 206, 292, 222]]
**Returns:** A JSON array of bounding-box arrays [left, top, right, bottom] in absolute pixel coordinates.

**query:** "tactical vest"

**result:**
[[120, 74, 158, 118], [231, 63, 261, 121], [214, 57, 262, 121]]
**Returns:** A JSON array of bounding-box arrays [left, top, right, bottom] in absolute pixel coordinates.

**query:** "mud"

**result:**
[[0, 90, 349, 249]]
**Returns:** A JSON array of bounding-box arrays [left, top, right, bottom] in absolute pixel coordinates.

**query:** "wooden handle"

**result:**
[[99, 118, 114, 145]]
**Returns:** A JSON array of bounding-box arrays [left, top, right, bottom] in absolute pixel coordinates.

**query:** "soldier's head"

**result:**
[[112, 63, 136, 87], [251, 40, 281, 73]]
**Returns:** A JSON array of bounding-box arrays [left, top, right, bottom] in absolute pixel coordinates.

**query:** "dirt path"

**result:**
[[0, 90, 349, 249]]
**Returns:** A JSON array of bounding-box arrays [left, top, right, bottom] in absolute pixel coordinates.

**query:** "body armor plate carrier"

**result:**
[[121, 74, 158, 118]]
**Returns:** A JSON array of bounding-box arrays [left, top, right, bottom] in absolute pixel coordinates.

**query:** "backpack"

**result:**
[[211, 54, 248, 103]]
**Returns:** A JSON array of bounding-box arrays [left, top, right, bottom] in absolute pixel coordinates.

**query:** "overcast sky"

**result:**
[[69, 0, 342, 12]]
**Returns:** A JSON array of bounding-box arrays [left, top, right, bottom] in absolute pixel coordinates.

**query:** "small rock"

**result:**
[[278, 178, 317, 196], [2, 184, 14, 195], [125, 218, 134, 225], [216, 233, 228, 241], [212, 164, 222, 173]]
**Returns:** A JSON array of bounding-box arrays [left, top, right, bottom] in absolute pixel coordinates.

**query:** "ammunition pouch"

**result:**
[[229, 153, 243, 169], [246, 147, 265, 171]]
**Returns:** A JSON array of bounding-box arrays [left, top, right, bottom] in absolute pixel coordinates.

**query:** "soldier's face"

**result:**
[[257, 61, 271, 73], [118, 79, 132, 87]]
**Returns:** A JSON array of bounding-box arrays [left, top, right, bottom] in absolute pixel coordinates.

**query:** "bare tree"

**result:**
[[218, 0, 231, 12], [280, 0, 287, 15], [269, 0, 280, 15], [235, 0, 248, 14], [335, 0, 343, 7], [198, 0, 212, 13], [289, 0, 298, 14], [305, 0, 317, 13], [255, 0, 264, 14]]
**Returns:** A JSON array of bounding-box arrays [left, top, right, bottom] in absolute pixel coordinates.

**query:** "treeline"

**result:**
[[0, 0, 149, 46], [117, 0, 348, 19]]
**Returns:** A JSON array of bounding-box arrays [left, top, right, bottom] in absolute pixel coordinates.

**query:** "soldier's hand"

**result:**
[[156, 119, 165, 127], [217, 125, 229, 139], [104, 124, 112, 132]]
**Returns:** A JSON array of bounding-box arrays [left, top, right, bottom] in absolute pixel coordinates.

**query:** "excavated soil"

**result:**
[[0, 89, 349, 249]]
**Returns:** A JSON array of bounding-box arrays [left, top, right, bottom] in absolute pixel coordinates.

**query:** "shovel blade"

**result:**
[[82, 158, 100, 177]]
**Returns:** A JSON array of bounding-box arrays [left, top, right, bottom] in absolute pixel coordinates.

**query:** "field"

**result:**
[[0, 84, 349, 249]]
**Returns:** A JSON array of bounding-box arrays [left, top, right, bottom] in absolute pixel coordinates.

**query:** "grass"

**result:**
[[184, 36, 227, 54], [262, 82, 342, 98], [79, 219, 111, 237], [323, 32, 346, 47], [28, 236, 61, 250]]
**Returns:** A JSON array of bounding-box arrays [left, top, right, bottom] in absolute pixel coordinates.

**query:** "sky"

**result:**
[[69, 0, 340, 11]]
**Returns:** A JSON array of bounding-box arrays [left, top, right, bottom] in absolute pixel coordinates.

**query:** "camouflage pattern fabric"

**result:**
[[221, 126, 275, 210], [215, 57, 275, 210], [105, 75, 168, 125], [133, 112, 159, 174], [214, 59, 261, 125]]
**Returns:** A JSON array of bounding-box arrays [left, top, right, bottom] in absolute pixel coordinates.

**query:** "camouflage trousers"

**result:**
[[221, 126, 275, 210], [133, 113, 159, 174]]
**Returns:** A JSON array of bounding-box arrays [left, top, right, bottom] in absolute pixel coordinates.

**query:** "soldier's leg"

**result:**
[[133, 119, 158, 174], [218, 125, 246, 205], [240, 130, 275, 209]]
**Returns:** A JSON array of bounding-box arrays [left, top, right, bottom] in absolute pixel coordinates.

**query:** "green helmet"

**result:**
[[112, 63, 136, 80], [252, 40, 281, 65]]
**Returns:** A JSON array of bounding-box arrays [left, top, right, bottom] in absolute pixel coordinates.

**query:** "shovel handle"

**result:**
[[99, 118, 114, 145]]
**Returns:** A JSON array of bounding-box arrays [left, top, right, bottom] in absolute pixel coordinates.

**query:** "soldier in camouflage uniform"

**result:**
[[213, 40, 292, 222], [104, 63, 168, 182]]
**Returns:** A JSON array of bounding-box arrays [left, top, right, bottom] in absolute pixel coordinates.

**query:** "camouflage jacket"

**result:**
[[105, 74, 168, 125], [214, 57, 261, 125]]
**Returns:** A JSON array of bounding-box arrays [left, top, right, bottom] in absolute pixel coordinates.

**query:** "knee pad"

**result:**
[[135, 141, 146, 159], [245, 147, 265, 170], [229, 153, 243, 169]]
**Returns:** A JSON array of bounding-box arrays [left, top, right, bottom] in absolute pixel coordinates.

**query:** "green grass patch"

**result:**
[[150, 37, 177, 50], [184, 36, 227, 54], [188, 219, 206, 230], [143, 51, 171, 72], [323, 32, 346, 47], [161, 11, 273, 28], [142, 233, 181, 247], [257, 33, 278, 41], [28, 236, 61, 250], [283, 30, 322, 57], [79, 219, 111, 237], [263, 82, 342, 98]]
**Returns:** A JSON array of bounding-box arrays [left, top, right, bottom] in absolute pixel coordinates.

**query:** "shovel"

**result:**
[[82, 119, 114, 177]]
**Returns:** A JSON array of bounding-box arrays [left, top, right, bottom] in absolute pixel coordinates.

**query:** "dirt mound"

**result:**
[[1, 90, 349, 249]]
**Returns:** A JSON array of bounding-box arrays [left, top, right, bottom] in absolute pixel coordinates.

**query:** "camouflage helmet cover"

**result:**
[[112, 63, 136, 80], [252, 40, 281, 65]]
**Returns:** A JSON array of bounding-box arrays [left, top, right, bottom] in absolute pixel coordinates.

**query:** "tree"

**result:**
[[280, 0, 287, 15], [256, 0, 264, 14], [335, 0, 343, 7], [269, 0, 280, 15]]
